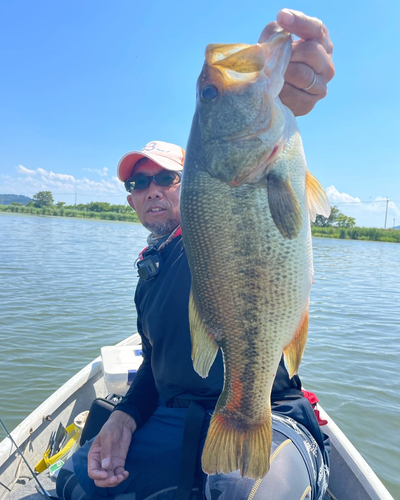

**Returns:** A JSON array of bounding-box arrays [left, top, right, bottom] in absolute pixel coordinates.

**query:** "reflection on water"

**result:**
[[0, 214, 399, 496]]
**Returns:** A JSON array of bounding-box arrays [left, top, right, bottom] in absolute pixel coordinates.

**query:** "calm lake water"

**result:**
[[0, 213, 399, 497]]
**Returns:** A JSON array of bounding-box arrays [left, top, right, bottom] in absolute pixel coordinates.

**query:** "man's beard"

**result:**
[[144, 218, 180, 237]]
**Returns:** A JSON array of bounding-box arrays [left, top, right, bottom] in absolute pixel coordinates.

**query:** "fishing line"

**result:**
[[0, 417, 57, 500]]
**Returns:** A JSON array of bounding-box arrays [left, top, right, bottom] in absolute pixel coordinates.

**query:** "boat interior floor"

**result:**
[[4, 470, 56, 500]]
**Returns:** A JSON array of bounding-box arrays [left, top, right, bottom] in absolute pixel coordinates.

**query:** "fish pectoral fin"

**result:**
[[283, 307, 309, 379], [267, 172, 302, 239], [202, 408, 272, 479], [306, 170, 331, 222], [189, 288, 219, 378]]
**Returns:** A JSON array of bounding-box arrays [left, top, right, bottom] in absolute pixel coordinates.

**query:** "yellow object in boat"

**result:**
[[35, 423, 80, 473]]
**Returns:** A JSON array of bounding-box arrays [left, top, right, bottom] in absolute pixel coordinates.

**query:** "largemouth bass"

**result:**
[[180, 30, 330, 479]]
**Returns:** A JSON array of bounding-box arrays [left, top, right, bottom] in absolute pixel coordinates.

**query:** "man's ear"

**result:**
[[127, 195, 135, 210]]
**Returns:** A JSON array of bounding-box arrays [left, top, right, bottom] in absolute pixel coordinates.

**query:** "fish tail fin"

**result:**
[[306, 170, 331, 222], [189, 288, 219, 378], [202, 409, 272, 479], [283, 307, 309, 378]]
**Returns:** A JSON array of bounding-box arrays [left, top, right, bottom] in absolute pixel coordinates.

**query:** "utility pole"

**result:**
[[74, 191, 77, 206], [384, 198, 389, 229]]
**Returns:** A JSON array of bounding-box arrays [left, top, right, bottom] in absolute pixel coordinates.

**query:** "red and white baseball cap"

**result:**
[[117, 140, 185, 182]]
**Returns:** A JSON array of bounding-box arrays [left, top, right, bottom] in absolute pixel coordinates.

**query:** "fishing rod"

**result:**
[[0, 481, 10, 492], [0, 417, 57, 500]]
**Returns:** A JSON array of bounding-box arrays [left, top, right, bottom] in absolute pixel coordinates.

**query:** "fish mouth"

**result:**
[[228, 143, 280, 187]]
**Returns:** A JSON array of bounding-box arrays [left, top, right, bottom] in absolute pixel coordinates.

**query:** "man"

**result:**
[[57, 9, 334, 500]]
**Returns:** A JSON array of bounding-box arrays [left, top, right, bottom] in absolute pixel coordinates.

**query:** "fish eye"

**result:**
[[201, 85, 219, 102]]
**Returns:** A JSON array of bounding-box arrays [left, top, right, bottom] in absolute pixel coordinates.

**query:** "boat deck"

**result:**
[[5, 471, 56, 500]]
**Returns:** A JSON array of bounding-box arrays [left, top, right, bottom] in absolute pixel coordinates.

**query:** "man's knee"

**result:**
[[56, 457, 90, 500]]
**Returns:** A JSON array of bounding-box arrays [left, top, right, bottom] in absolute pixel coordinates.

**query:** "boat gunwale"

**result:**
[[318, 405, 394, 499], [0, 333, 141, 465]]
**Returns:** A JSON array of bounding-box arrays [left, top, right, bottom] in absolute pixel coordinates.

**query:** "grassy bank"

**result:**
[[0, 204, 140, 223], [2, 205, 398, 242], [312, 226, 400, 243]]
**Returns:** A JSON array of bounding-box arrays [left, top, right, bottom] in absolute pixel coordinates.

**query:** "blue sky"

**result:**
[[1, 0, 399, 228]]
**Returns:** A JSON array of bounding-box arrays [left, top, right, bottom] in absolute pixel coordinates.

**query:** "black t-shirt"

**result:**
[[115, 235, 303, 427]]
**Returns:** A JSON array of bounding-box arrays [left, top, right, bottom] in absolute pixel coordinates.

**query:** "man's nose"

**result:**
[[146, 180, 164, 199]]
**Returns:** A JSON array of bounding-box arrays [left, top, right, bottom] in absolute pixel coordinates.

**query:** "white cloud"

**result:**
[[17, 165, 36, 175], [83, 167, 109, 177], [0, 165, 126, 205], [326, 186, 400, 228], [326, 186, 361, 204]]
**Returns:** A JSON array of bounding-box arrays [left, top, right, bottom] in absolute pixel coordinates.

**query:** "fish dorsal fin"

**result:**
[[306, 170, 331, 222]]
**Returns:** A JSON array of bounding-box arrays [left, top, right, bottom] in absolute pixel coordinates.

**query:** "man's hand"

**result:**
[[259, 9, 335, 116], [88, 410, 137, 488]]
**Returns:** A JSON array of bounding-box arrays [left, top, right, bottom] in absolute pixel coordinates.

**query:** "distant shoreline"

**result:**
[[0, 204, 140, 224], [1, 205, 398, 243], [0, 210, 141, 225], [311, 226, 399, 243]]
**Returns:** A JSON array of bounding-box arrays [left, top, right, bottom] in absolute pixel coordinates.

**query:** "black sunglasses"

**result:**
[[124, 171, 181, 192]]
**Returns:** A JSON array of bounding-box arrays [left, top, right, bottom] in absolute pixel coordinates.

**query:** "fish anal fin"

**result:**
[[306, 170, 331, 222], [283, 307, 309, 379], [267, 172, 302, 239], [189, 288, 219, 378], [202, 408, 272, 479]]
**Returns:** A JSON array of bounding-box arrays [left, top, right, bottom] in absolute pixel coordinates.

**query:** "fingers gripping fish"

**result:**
[[180, 30, 330, 480]]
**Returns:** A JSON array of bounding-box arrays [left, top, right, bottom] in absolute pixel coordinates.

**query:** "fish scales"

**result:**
[[180, 30, 330, 479]]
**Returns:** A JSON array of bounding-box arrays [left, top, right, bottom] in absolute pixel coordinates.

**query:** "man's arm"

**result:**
[[88, 311, 159, 487], [113, 330, 159, 426], [259, 9, 335, 116]]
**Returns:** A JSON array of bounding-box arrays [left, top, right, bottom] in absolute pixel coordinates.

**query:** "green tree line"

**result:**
[[27, 191, 133, 213], [312, 205, 356, 228], [311, 226, 400, 243], [1, 192, 399, 242], [1, 190, 139, 222]]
